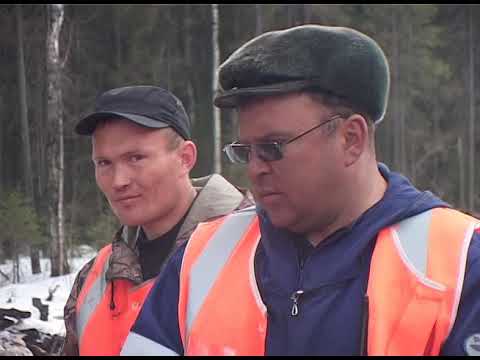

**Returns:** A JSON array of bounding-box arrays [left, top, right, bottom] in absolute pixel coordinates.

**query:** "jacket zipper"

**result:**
[[290, 246, 307, 317], [290, 290, 304, 316]]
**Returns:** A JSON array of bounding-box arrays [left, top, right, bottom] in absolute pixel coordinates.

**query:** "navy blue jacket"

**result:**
[[127, 164, 480, 355]]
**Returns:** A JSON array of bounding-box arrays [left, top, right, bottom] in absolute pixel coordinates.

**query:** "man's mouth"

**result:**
[[113, 195, 141, 204]]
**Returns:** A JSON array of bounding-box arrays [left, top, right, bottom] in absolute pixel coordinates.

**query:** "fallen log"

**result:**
[[0, 308, 31, 319], [0, 307, 65, 355]]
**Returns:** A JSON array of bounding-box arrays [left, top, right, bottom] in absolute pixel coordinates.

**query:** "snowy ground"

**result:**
[[0, 246, 96, 336]]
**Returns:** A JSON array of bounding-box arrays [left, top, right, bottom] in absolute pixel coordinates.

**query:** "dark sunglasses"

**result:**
[[223, 114, 344, 164]]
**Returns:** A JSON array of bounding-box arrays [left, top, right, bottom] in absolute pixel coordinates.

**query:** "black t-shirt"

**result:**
[[137, 214, 187, 281]]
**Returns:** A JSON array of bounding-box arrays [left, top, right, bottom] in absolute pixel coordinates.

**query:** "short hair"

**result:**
[[164, 128, 184, 151], [307, 90, 376, 141]]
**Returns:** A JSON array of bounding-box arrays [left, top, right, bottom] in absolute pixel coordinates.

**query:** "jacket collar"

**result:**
[[257, 163, 448, 294], [178, 174, 248, 245], [106, 174, 251, 283]]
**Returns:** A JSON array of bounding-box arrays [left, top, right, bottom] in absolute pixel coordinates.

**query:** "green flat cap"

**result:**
[[214, 25, 390, 123]]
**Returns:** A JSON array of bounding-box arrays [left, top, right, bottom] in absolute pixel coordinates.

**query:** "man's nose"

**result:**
[[247, 149, 271, 179], [112, 165, 132, 190]]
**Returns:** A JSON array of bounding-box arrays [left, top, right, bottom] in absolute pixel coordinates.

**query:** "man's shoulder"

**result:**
[[75, 257, 96, 285], [419, 207, 480, 268], [192, 173, 251, 205], [64, 256, 96, 309], [183, 174, 253, 231], [74, 244, 111, 286], [468, 227, 480, 266]]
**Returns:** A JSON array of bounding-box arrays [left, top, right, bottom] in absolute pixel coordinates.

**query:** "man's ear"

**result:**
[[341, 114, 369, 167], [178, 140, 197, 174]]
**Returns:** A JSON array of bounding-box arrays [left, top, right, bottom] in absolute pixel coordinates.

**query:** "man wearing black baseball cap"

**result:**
[[62, 85, 252, 355]]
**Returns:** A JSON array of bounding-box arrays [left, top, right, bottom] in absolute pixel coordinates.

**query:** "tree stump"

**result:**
[[32, 298, 49, 321]]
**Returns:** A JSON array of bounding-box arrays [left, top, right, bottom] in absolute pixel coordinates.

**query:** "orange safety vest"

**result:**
[[75, 245, 154, 355], [178, 207, 479, 356]]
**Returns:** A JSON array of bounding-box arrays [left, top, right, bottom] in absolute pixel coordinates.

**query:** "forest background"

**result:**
[[0, 4, 478, 279]]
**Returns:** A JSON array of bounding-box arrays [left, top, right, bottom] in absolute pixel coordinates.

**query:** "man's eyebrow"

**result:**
[[122, 150, 144, 156], [240, 131, 293, 143], [92, 147, 147, 160], [92, 155, 105, 161]]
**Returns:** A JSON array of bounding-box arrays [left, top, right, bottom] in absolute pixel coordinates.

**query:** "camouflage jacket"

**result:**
[[61, 174, 253, 355]]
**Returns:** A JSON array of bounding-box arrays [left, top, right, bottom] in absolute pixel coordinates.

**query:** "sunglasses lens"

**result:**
[[256, 143, 282, 161], [224, 144, 250, 164], [224, 142, 283, 164]]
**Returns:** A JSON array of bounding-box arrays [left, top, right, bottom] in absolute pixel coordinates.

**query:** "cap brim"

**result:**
[[75, 111, 169, 135], [213, 79, 317, 108]]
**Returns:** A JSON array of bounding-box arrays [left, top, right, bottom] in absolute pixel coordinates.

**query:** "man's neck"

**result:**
[[307, 164, 387, 247], [143, 185, 197, 240]]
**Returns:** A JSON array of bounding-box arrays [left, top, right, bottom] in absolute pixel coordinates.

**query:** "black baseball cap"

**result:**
[[75, 85, 192, 139]]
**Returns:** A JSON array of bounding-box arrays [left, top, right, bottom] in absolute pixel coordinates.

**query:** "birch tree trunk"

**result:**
[[255, 4, 263, 36], [0, 95, 3, 196], [212, 4, 222, 174], [38, 34, 48, 206], [399, 18, 410, 176], [113, 6, 122, 71], [16, 5, 41, 275], [303, 4, 313, 23], [16, 5, 34, 203], [467, 7, 475, 212], [287, 5, 294, 26], [13, 254, 20, 284], [46, 4, 66, 277], [166, 38, 171, 90], [391, 9, 402, 172], [458, 136, 466, 209], [184, 5, 196, 126]]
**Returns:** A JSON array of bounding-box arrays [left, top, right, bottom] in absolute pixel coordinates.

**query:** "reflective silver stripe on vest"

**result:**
[[392, 209, 444, 290], [186, 208, 257, 338], [395, 210, 432, 276], [76, 255, 110, 341], [120, 332, 180, 356]]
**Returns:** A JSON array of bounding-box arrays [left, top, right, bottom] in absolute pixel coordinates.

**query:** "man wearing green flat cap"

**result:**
[[122, 25, 480, 356]]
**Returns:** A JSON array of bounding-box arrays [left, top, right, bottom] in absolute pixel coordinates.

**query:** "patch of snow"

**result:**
[[0, 246, 97, 336]]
